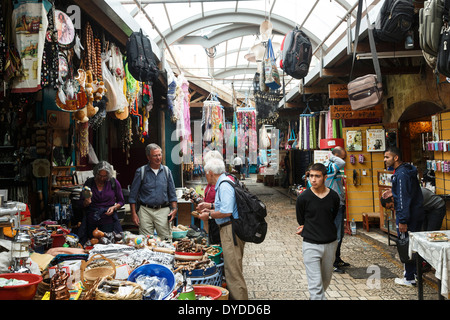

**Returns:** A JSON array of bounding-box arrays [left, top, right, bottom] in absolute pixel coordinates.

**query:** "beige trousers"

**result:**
[[220, 223, 248, 300], [138, 206, 171, 240]]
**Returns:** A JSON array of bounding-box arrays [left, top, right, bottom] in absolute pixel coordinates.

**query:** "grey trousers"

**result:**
[[302, 240, 338, 300]]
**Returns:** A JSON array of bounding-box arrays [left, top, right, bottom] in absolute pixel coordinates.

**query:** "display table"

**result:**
[[408, 230, 450, 300]]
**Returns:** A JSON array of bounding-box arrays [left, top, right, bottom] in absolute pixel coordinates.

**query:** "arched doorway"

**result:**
[[398, 101, 443, 173]]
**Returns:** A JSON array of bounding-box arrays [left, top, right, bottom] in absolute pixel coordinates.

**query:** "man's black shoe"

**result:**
[[333, 267, 345, 274]]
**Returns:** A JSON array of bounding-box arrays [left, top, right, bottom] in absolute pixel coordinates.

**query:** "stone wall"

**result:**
[[383, 66, 450, 123]]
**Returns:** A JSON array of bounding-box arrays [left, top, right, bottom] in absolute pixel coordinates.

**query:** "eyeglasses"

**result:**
[[97, 174, 108, 178]]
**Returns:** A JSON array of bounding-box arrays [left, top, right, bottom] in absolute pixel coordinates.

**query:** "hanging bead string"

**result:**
[[83, 22, 102, 80]]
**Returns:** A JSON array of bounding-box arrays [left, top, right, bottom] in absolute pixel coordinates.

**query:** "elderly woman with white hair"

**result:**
[[198, 157, 248, 300], [78, 161, 125, 244], [196, 150, 224, 245]]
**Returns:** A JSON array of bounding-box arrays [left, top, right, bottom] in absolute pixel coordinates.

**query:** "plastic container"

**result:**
[[127, 264, 175, 300], [0, 273, 43, 300], [193, 285, 223, 300], [350, 219, 356, 235], [207, 246, 223, 264], [183, 264, 216, 277], [174, 251, 204, 261], [172, 230, 188, 239], [51, 233, 66, 247]]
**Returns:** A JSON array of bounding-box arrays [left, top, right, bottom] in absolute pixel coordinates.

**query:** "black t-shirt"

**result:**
[[296, 188, 340, 244]]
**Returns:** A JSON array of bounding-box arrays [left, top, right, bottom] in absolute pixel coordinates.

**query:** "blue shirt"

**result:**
[[128, 164, 177, 206], [214, 173, 239, 225]]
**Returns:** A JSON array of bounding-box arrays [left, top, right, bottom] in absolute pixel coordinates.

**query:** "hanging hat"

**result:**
[[32, 159, 51, 178], [104, 77, 118, 112], [260, 20, 273, 41]]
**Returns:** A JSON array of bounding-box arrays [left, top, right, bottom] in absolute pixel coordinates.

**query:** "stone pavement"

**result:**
[[240, 175, 443, 300]]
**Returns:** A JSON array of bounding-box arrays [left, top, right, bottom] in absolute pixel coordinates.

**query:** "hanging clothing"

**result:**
[[11, 1, 49, 93]]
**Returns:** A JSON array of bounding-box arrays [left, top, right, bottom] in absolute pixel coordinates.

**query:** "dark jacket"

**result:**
[[391, 163, 424, 226]]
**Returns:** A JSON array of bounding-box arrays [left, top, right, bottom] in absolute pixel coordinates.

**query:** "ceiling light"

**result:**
[[244, 49, 256, 62], [251, 43, 266, 61]]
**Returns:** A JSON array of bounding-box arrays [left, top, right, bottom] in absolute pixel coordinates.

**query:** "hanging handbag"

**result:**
[[286, 129, 296, 150], [396, 232, 416, 264], [264, 39, 281, 90], [348, 0, 383, 111]]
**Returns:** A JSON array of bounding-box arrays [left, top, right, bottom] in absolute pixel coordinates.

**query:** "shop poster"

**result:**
[[432, 115, 439, 141], [346, 130, 362, 151], [314, 150, 331, 164], [366, 129, 386, 152], [11, 1, 49, 93]]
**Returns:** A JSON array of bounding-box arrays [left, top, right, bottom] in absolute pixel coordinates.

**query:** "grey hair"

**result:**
[[204, 157, 226, 175], [93, 161, 113, 180], [203, 150, 223, 165], [145, 143, 162, 156]]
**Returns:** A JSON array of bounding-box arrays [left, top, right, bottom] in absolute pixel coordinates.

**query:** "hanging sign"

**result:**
[[330, 104, 383, 120], [328, 84, 348, 99]]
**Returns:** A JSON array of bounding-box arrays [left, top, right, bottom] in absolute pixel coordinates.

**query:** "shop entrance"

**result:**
[[398, 101, 443, 175]]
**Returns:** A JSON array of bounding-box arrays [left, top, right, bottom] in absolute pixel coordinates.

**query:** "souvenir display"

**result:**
[[54, 10, 74, 47], [235, 105, 258, 164], [11, 0, 48, 93]]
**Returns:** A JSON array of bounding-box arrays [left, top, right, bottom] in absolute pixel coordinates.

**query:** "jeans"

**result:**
[[334, 205, 345, 263], [396, 216, 424, 281]]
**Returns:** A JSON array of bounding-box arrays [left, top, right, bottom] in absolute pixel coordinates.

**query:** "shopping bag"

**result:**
[[395, 232, 415, 264], [264, 39, 281, 90]]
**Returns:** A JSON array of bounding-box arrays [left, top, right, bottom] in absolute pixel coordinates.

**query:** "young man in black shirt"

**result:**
[[296, 163, 340, 300]]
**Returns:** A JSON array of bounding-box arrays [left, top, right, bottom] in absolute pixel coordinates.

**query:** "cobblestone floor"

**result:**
[[241, 176, 440, 300]]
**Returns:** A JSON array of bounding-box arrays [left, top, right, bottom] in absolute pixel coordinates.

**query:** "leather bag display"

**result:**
[[348, 0, 383, 111]]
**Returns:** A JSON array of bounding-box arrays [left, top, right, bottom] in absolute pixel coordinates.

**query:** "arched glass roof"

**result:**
[[114, 0, 380, 99]]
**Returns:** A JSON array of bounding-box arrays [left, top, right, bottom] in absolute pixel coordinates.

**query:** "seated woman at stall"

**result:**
[[78, 161, 125, 244]]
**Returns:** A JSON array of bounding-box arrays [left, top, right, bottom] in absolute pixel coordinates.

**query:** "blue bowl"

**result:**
[[128, 264, 176, 300]]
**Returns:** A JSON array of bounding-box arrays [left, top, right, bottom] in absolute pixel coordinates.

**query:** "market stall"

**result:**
[[0, 209, 227, 300]]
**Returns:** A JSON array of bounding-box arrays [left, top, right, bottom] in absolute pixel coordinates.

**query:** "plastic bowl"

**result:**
[[172, 230, 188, 239], [183, 264, 217, 277], [174, 251, 204, 261], [193, 285, 223, 300], [127, 264, 175, 300], [0, 273, 43, 300], [208, 246, 223, 264]]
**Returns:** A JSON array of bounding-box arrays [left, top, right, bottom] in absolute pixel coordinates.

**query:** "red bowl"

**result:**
[[193, 285, 223, 300], [0, 273, 43, 300], [174, 251, 204, 261]]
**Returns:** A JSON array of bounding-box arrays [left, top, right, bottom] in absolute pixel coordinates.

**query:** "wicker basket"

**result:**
[[80, 254, 116, 291], [94, 277, 143, 300]]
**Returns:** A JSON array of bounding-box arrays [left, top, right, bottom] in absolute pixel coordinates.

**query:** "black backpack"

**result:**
[[281, 27, 312, 79], [126, 29, 159, 83], [374, 0, 415, 43], [218, 178, 267, 245], [437, 26, 450, 77]]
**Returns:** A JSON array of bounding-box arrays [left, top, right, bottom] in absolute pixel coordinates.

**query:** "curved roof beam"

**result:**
[[214, 65, 257, 78], [154, 8, 323, 51], [179, 26, 271, 47]]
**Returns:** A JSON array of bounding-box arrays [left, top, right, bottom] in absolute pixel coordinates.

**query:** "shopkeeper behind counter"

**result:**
[[78, 161, 125, 244]]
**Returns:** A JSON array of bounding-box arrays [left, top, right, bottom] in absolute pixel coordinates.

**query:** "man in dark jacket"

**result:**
[[384, 146, 424, 286]]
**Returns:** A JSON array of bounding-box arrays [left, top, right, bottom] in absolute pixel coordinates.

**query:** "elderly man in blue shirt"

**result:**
[[129, 143, 178, 240], [198, 157, 248, 300]]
